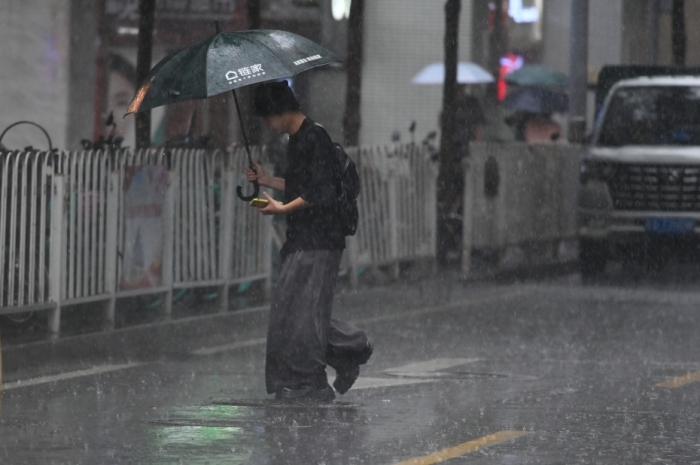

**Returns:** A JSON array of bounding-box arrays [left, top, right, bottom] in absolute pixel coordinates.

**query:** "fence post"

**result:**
[[388, 163, 400, 281], [48, 174, 67, 337], [103, 171, 120, 330], [424, 154, 438, 272], [161, 169, 176, 320], [218, 169, 234, 312]]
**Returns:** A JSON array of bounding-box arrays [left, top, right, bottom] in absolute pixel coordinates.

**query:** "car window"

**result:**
[[596, 85, 700, 147]]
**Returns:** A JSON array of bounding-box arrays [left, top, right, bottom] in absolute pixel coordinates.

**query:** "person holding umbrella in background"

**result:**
[[245, 81, 372, 402], [502, 87, 565, 143], [502, 65, 569, 143]]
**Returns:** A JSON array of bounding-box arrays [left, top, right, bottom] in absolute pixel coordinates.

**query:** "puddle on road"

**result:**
[[141, 402, 370, 464]]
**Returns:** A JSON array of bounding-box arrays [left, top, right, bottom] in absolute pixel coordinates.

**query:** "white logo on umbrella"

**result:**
[[294, 55, 321, 66], [226, 64, 266, 84]]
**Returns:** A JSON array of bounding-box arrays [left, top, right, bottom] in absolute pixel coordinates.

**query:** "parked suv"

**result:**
[[578, 75, 700, 278]]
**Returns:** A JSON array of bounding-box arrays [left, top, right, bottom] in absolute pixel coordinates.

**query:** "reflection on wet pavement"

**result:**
[[2, 278, 700, 463], [143, 403, 369, 464]]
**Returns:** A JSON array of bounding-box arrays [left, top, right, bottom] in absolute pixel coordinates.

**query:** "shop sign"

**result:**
[[105, 0, 239, 22]]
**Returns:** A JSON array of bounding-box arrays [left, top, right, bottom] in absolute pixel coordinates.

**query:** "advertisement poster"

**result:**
[[121, 165, 167, 290]]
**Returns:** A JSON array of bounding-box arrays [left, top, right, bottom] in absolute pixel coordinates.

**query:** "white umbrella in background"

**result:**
[[411, 62, 494, 85]]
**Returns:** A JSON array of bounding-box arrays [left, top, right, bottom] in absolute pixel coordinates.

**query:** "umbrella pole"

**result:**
[[232, 89, 260, 201]]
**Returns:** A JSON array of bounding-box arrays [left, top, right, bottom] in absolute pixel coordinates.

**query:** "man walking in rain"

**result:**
[[245, 81, 373, 401]]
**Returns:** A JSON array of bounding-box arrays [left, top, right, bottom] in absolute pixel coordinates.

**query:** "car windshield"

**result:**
[[596, 85, 700, 147]]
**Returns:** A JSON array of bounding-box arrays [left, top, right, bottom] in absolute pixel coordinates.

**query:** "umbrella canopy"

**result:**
[[127, 29, 341, 114], [411, 62, 494, 85], [502, 87, 569, 114], [504, 65, 569, 88], [126, 29, 341, 202]]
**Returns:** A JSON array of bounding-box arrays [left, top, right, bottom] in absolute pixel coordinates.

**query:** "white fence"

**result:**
[[346, 144, 437, 287], [463, 142, 584, 274], [0, 143, 436, 335], [0, 147, 272, 334], [0, 151, 53, 311]]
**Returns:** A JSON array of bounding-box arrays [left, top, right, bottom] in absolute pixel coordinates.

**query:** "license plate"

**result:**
[[644, 217, 696, 234]]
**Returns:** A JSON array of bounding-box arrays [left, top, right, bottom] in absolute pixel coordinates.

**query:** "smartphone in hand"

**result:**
[[249, 198, 269, 208]]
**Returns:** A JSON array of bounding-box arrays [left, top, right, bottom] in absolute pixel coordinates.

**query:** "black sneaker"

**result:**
[[333, 340, 373, 395], [275, 385, 336, 402], [333, 365, 360, 395]]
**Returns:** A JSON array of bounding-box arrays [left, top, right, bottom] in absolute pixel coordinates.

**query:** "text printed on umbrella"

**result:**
[[226, 64, 266, 84], [294, 55, 321, 66]]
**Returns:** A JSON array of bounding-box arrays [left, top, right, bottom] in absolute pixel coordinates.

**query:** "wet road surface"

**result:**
[[2, 265, 700, 464]]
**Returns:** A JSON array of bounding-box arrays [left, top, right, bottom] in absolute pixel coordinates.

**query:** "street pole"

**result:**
[[672, 0, 686, 66], [568, 0, 588, 143], [488, 0, 505, 80], [247, 0, 261, 29], [437, 0, 461, 266], [343, 0, 365, 147], [135, 0, 155, 150], [649, 0, 660, 65]]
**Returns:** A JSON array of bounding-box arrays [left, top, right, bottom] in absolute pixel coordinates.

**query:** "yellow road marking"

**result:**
[[393, 430, 532, 465], [655, 371, 700, 389]]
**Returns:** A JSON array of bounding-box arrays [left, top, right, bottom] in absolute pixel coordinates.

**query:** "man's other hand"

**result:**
[[257, 192, 286, 215]]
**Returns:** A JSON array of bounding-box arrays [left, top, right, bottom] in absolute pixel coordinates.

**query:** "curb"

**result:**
[[463, 260, 579, 284]]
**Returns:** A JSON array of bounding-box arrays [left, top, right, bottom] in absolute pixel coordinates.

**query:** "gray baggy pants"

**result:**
[[265, 250, 370, 394]]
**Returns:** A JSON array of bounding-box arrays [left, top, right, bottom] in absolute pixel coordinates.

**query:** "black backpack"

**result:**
[[307, 123, 360, 236], [332, 142, 360, 236]]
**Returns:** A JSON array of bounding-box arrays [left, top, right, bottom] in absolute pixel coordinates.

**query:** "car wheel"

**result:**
[[579, 238, 606, 282]]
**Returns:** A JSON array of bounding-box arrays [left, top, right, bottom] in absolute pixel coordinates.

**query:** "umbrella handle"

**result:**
[[237, 161, 259, 200], [231, 88, 261, 201], [237, 177, 260, 201]]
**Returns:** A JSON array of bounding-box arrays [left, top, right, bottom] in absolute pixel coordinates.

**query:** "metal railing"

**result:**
[[0, 151, 53, 311], [1, 147, 272, 334], [0, 143, 436, 335], [346, 143, 437, 287]]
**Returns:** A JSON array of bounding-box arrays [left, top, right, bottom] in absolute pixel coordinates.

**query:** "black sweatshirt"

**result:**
[[281, 118, 345, 257]]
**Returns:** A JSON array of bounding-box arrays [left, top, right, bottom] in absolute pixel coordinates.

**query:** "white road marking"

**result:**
[[327, 358, 483, 391], [2, 363, 144, 391], [385, 358, 482, 377], [345, 377, 434, 390]]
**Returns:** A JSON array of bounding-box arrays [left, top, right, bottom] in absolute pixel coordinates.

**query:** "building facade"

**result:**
[[3, 1, 700, 151]]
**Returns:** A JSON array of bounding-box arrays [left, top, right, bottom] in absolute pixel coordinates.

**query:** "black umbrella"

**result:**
[[504, 65, 569, 88], [127, 26, 341, 200], [502, 87, 569, 114]]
